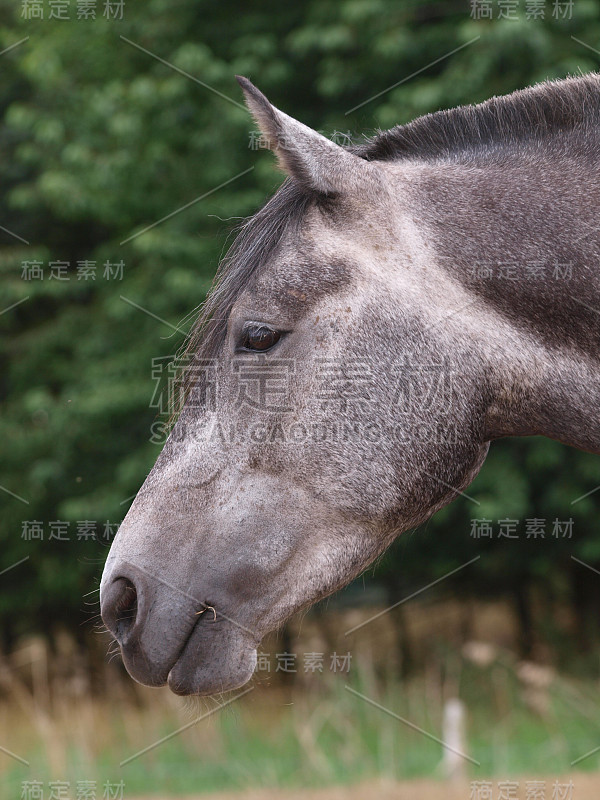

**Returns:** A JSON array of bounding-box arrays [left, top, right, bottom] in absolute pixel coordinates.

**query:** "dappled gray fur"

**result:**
[[101, 74, 600, 696]]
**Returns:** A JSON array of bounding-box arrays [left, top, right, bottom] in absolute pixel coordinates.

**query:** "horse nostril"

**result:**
[[102, 577, 139, 641], [115, 580, 137, 632]]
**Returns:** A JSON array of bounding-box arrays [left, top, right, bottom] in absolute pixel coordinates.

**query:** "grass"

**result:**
[[2, 654, 600, 797], [3, 596, 600, 797]]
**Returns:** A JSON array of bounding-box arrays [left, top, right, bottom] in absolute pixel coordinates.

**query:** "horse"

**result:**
[[101, 73, 600, 695]]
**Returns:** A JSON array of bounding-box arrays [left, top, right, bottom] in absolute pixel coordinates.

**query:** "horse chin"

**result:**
[[166, 623, 258, 696]]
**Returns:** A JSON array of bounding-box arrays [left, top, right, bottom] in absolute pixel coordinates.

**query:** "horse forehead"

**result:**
[[245, 237, 353, 316], [251, 201, 392, 301]]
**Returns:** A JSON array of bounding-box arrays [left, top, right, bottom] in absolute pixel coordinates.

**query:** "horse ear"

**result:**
[[236, 76, 376, 195]]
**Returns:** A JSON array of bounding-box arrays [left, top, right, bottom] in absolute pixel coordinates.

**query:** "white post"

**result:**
[[442, 697, 467, 782]]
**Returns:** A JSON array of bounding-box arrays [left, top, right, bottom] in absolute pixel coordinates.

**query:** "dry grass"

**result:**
[[3, 600, 600, 797], [129, 772, 600, 800]]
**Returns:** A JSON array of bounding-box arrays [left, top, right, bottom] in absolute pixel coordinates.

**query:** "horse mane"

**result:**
[[353, 72, 600, 163], [174, 180, 315, 411]]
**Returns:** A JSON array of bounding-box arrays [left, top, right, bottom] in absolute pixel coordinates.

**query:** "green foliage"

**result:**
[[1, 0, 600, 648]]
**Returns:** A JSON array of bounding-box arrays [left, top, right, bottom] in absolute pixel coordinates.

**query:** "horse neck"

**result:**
[[417, 152, 600, 454]]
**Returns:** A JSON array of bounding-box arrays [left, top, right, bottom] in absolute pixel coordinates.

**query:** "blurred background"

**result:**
[[3, 0, 600, 797]]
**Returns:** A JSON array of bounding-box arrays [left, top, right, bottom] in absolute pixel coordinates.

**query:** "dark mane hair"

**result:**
[[174, 179, 314, 412], [172, 73, 600, 419], [353, 73, 600, 162]]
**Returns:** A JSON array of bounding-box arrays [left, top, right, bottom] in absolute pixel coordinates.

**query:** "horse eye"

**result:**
[[241, 323, 281, 352]]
